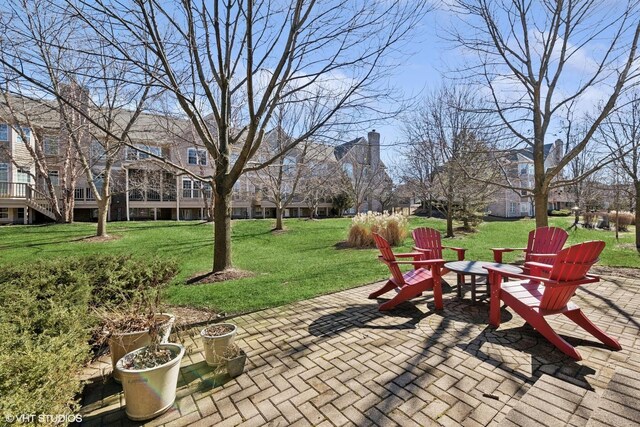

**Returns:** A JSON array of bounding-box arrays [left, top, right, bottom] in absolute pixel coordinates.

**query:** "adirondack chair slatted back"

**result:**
[[540, 241, 605, 311], [373, 233, 405, 286], [412, 227, 443, 260], [525, 226, 569, 264]]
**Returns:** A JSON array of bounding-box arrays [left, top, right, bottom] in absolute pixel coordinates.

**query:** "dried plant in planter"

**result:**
[[222, 343, 243, 359], [223, 343, 247, 378], [203, 324, 235, 337], [201, 323, 238, 366]]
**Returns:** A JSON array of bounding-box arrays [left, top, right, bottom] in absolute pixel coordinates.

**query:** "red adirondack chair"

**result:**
[[485, 241, 622, 361], [412, 227, 466, 273], [492, 226, 568, 268], [369, 233, 445, 311]]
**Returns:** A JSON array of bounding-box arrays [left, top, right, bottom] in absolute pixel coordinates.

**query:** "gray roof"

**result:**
[[334, 137, 366, 160], [507, 143, 554, 161]]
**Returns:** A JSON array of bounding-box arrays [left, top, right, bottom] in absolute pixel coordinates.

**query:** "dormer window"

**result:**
[[188, 148, 207, 165]]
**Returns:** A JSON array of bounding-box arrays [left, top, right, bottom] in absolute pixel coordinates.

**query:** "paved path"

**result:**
[[80, 270, 640, 426]]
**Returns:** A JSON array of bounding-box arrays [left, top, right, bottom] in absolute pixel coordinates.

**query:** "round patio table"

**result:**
[[444, 261, 523, 303]]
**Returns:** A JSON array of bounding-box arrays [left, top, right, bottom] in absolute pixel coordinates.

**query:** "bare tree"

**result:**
[[449, 0, 640, 227], [15, 0, 429, 272], [404, 85, 499, 236], [599, 92, 640, 251], [338, 147, 389, 214], [0, 1, 88, 223], [297, 146, 342, 219]]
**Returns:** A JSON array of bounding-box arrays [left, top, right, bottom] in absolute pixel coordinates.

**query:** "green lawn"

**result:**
[[0, 217, 637, 314]]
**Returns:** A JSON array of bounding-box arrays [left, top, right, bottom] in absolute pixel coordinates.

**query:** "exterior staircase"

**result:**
[[500, 368, 640, 426], [0, 182, 57, 221], [25, 186, 57, 220]]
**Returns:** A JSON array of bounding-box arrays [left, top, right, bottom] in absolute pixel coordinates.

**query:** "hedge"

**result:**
[[0, 255, 178, 420]]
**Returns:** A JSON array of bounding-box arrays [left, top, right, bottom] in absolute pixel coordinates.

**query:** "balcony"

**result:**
[[0, 182, 29, 199]]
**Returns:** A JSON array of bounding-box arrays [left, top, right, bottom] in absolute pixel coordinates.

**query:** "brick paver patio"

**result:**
[[80, 269, 640, 426]]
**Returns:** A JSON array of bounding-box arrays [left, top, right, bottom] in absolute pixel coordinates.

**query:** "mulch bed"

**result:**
[[186, 268, 255, 285]]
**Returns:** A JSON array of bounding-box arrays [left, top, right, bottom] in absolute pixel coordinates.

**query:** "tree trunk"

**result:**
[[636, 182, 640, 252], [446, 198, 454, 238], [275, 206, 283, 230], [96, 199, 109, 237], [213, 189, 232, 272], [534, 189, 549, 227], [63, 188, 75, 223], [462, 199, 469, 231]]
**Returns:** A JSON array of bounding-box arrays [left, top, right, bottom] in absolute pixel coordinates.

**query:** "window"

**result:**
[[74, 188, 85, 200], [127, 144, 162, 160], [182, 178, 192, 198], [509, 202, 517, 215], [520, 202, 530, 214], [187, 148, 207, 165], [283, 156, 296, 174], [520, 189, 528, 196], [193, 181, 201, 198], [519, 163, 534, 175], [203, 182, 212, 198], [43, 137, 59, 156], [17, 168, 30, 183], [90, 140, 106, 160], [343, 163, 354, 177], [0, 124, 8, 141], [86, 187, 95, 201], [15, 127, 30, 144], [48, 171, 59, 186], [0, 208, 8, 219], [0, 163, 7, 182]]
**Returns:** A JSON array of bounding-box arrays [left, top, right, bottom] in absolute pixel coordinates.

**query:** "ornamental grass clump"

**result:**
[[610, 211, 634, 231], [347, 211, 408, 248]]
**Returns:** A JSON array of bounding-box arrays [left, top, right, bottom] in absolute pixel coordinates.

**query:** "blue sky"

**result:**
[[371, 10, 450, 164]]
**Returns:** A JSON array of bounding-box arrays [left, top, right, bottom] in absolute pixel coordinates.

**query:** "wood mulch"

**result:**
[[186, 268, 254, 285]]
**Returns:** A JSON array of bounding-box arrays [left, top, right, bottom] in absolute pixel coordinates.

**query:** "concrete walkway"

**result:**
[[80, 269, 640, 426]]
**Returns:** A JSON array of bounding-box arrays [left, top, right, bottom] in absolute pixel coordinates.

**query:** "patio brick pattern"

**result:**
[[80, 269, 640, 426]]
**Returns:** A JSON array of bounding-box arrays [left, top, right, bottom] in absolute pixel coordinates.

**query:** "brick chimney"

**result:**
[[367, 129, 380, 168]]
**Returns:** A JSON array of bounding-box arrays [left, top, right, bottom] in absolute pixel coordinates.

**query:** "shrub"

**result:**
[[597, 212, 610, 229], [0, 255, 179, 418], [583, 211, 597, 228], [83, 255, 178, 309], [610, 211, 634, 231], [550, 209, 572, 216], [0, 260, 93, 418], [347, 211, 408, 247], [453, 210, 484, 231]]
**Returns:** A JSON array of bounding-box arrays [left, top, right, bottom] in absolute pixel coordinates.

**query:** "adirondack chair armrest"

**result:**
[[413, 246, 433, 253], [543, 275, 600, 288], [527, 253, 558, 260], [395, 252, 423, 259], [483, 266, 545, 283], [395, 258, 445, 266], [443, 246, 467, 260], [523, 261, 553, 271], [491, 247, 526, 263], [483, 266, 600, 287]]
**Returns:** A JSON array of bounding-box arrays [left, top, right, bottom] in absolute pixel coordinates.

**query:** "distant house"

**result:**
[[333, 130, 391, 214], [488, 139, 574, 218]]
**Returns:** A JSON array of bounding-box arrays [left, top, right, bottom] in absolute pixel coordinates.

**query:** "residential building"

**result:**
[[333, 129, 391, 214], [487, 139, 575, 218], [0, 93, 362, 224]]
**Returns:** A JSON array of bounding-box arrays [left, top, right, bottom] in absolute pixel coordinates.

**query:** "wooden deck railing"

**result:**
[[0, 182, 56, 219]]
